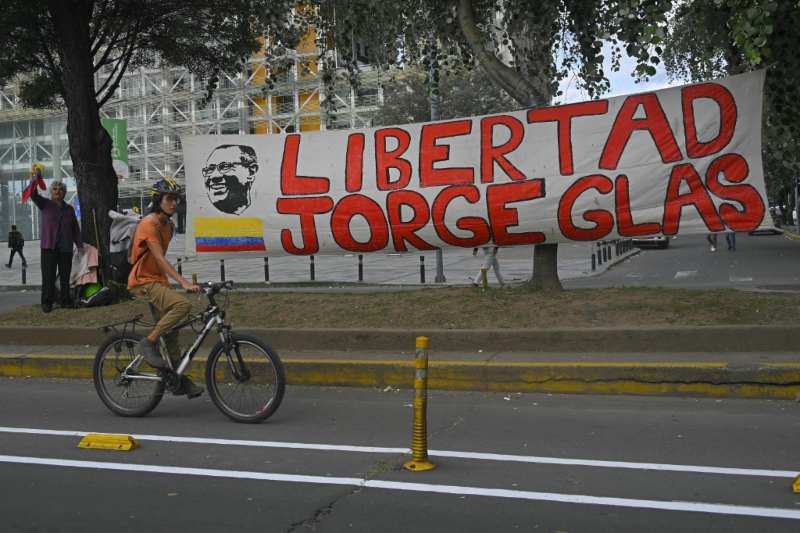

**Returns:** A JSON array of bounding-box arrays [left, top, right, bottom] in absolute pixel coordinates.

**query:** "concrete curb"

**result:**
[[1, 354, 799, 400], [2, 325, 800, 353]]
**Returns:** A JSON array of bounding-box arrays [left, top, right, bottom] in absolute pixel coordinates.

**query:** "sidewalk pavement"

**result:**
[[1, 237, 633, 288]]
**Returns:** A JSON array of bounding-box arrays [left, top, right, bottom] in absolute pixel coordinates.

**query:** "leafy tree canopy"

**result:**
[[264, 0, 671, 110], [372, 65, 518, 126], [0, 0, 296, 109]]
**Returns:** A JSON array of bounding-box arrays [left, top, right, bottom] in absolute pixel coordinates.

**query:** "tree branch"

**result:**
[[33, 11, 62, 83], [97, 24, 140, 107], [456, 0, 540, 107], [93, 24, 130, 72], [91, 1, 123, 57]]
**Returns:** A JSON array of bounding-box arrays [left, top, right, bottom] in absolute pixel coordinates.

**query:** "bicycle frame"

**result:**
[[118, 296, 232, 384]]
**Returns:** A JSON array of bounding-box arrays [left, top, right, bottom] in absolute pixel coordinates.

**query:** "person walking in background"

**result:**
[[706, 233, 718, 252], [5, 224, 27, 268], [726, 231, 737, 251], [30, 173, 82, 313], [472, 246, 504, 287]]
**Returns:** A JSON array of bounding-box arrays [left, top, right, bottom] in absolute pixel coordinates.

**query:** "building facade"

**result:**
[[0, 37, 381, 240]]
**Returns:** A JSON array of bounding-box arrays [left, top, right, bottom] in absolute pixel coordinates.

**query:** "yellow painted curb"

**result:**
[[783, 230, 800, 241], [2, 355, 799, 400]]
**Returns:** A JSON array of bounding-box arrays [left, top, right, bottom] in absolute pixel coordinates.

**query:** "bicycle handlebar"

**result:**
[[203, 280, 234, 295]]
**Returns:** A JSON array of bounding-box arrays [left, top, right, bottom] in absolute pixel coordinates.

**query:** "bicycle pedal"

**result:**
[[158, 370, 182, 394]]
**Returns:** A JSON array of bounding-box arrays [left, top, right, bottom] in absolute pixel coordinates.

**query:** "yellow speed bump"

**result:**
[[793, 474, 800, 493], [78, 433, 139, 451]]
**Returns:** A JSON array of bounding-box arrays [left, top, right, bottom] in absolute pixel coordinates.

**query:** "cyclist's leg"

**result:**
[[140, 282, 191, 339], [142, 283, 202, 398], [130, 283, 190, 368]]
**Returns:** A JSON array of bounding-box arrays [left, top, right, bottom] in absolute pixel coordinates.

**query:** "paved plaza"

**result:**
[[0, 236, 621, 288]]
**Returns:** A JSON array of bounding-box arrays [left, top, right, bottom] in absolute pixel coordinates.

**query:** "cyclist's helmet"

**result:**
[[149, 176, 182, 198], [148, 177, 182, 213]]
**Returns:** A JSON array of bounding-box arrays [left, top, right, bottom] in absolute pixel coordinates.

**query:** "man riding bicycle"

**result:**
[[129, 177, 203, 398]]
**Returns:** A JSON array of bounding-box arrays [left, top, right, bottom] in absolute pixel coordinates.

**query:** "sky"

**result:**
[[558, 43, 684, 103]]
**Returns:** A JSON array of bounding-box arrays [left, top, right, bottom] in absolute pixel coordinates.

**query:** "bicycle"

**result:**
[[93, 280, 285, 423]]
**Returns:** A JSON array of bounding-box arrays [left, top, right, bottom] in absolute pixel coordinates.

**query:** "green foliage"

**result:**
[[0, 0, 297, 108], [372, 65, 518, 126], [273, 0, 672, 108]]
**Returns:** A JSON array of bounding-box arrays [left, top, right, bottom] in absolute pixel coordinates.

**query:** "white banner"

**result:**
[[183, 71, 770, 257]]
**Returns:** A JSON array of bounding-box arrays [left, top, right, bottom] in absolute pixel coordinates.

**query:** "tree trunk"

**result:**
[[531, 243, 562, 291], [456, 0, 562, 291], [50, 1, 118, 282]]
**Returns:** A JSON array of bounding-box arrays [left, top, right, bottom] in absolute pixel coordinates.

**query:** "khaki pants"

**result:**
[[131, 282, 191, 362]]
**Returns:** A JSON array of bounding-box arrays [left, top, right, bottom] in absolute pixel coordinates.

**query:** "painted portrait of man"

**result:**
[[202, 144, 259, 215]]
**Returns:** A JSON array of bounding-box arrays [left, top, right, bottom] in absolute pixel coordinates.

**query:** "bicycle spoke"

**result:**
[[209, 338, 282, 421], [96, 337, 163, 415]]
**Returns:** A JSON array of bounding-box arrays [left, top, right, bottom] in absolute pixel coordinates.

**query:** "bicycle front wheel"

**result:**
[[205, 333, 286, 423], [93, 333, 165, 417]]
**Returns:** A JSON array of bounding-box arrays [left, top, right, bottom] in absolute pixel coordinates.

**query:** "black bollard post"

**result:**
[[358, 254, 364, 282], [310, 255, 315, 281], [597, 242, 603, 265], [220, 259, 225, 282], [419, 256, 425, 284], [177, 258, 182, 276], [264, 257, 269, 283], [591, 253, 596, 271], [21, 264, 26, 285]]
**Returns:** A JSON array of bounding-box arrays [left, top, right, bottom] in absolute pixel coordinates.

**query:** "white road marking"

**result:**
[[0, 426, 796, 479], [1, 454, 799, 520], [729, 275, 754, 283], [674, 270, 698, 279]]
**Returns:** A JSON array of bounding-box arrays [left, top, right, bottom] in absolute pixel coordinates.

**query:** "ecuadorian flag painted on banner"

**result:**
[[194, 217, 266, 252]]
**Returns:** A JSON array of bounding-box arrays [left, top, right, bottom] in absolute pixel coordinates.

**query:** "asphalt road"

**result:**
[[566, 233, 800, 290], [1, 378, 799, 532]]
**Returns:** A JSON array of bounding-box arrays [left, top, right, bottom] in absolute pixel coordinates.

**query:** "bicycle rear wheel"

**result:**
[[93, 333, 165, 417], [205, 333, 286, 423]]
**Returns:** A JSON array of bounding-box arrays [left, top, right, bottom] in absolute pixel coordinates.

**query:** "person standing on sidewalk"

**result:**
[[30, 176, 82, 313], [725, 231, 737, 251], [472, 245, 505, 287], [5, 225, 27, 269], [706, 233, 718, 252], [128, 177, 203, 398]]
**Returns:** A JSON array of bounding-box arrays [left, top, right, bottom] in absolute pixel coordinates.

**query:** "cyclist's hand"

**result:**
[[181, 280, 201, 293]]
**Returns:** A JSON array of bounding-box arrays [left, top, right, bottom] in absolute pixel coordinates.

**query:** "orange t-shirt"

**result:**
[[127, 215, 174, 288]]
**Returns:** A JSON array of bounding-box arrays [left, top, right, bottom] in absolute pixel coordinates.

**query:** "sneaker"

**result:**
[[136, 338, 166, 368], [710, 245, 716, 252], [178, 376, 204, 399]]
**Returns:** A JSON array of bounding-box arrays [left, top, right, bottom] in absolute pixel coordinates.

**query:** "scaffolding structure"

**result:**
[[0, 37, 382, 239]]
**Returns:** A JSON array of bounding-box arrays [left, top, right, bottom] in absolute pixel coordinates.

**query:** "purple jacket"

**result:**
[[31, 186, 82, 251]]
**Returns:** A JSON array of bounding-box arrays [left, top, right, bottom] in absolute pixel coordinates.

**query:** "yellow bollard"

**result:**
[[403, 336, 436, 472], [480, 267, 489, 289], [793, 474, 800, 493]]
